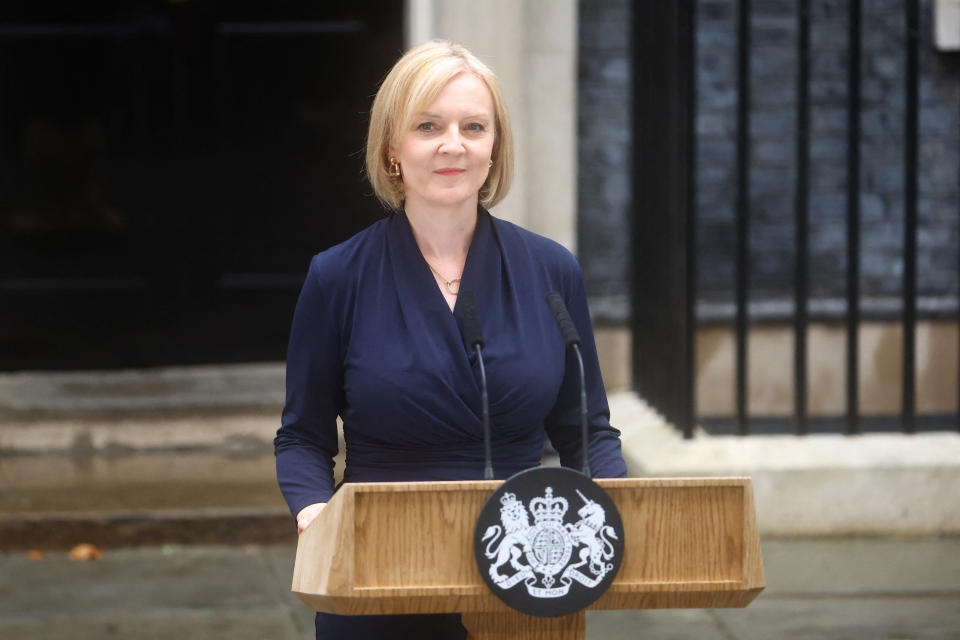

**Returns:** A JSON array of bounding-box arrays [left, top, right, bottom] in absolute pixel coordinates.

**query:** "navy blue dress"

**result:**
[[275, 208, 627, 640]]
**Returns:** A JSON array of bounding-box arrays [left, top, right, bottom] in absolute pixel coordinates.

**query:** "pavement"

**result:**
[[1, 537, 958, 639]]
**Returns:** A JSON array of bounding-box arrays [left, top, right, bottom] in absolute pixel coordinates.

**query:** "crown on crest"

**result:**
[[530, 486, 568, 524], [500, 492, 519, 507]]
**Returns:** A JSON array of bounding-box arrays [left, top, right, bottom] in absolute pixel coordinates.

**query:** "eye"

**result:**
[[416, 122, 435, 132], [465, 122, 486, 133]]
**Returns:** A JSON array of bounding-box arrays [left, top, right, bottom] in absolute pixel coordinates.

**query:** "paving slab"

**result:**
[[0, 545, 313, 640], [2, 546, 287, 614], [586, 609, 729, 639], [713, 596, 960, 640], [0, 607, 304, 640]]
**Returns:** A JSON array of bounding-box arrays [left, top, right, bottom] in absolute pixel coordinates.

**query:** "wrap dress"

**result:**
[[275, 207, 627, 639]]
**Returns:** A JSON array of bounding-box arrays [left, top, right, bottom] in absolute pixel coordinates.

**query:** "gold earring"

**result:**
[[388, 157, 401, 177], [488, 160, 493, 167]]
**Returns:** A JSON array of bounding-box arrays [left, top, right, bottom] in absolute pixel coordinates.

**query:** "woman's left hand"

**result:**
[[296, 502, 327, 534]]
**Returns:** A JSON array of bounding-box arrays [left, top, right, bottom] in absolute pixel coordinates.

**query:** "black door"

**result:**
[[0, 0, 403, 370]]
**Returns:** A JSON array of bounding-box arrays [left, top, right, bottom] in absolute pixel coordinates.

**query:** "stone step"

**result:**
[[1, 508, 296, 551], [0, 451, 296, 550], [0, 365, 319, 549], [2, 452, 282, 513]]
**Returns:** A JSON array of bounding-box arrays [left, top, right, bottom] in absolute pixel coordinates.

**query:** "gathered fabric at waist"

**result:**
[[342, 428, 543, 484]]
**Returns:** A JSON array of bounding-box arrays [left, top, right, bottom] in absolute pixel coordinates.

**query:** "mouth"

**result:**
[[434, 168, 467, 176]]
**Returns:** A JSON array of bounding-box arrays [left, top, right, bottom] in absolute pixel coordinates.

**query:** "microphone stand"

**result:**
[[460, 291, 494, 480], [546, 291, 591, 478], [475, 342, 493, 480]]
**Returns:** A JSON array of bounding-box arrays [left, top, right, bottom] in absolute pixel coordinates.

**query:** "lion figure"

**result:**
[[482, 494, 532, 583]]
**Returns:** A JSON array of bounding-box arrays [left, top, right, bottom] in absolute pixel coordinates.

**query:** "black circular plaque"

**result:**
[[473, 467, 625, 617]]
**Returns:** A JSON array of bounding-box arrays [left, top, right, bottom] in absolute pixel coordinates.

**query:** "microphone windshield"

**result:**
[[460, 290, 486, 349], [546, 291, 582, 347]]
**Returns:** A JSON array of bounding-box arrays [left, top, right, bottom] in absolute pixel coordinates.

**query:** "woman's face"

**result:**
[[390, 72, 495, 211]]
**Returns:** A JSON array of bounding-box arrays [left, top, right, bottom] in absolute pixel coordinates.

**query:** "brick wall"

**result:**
[[578, 0, 632, 323], [578, 0, 960, 322]]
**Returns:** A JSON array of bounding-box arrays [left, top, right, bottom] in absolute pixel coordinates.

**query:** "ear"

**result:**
[[387, 145, 397, 160]]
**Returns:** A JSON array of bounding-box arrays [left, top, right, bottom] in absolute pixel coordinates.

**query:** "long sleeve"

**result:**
[[544, 258, 628, 479], [274, 254, 345, 516]]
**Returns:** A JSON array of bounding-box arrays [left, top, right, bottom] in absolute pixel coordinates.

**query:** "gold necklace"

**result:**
[[425, 261, 462, 295]]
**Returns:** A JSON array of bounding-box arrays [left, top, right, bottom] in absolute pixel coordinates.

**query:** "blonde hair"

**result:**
[[365, 40, 514, 210]]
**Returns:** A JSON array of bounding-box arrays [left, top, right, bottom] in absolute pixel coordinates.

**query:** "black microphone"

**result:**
[[460, 291, 494, 480], [460, 290, 485, 350], [546, 291, 582, 347], [545, 291, 591, 478]]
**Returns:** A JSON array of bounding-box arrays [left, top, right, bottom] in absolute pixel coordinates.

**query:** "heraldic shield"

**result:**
[[473, 467, 625, 617]]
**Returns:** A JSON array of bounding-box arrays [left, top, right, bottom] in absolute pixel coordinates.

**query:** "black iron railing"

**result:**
[[632, 0, 954, 437]]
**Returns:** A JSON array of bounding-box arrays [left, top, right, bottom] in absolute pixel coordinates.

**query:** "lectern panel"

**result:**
[[353, 486, 488, 588], [608, 484, 744, 582]]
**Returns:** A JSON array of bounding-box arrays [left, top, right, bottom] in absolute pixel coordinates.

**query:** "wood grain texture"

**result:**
[[291, 488, 355, 612], [291, 477, 765, 616], [354, 485, 487, 588]]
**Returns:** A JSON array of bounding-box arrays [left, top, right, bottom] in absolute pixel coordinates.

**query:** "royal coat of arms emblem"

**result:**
[[482, 486, 618, 597], [474, 467, 624, 617]]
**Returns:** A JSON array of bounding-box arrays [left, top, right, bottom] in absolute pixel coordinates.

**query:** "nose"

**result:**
[[438, 125, 465, 153]]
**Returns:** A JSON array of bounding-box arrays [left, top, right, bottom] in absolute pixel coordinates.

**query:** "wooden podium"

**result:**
[[292, 477, 765, 639]]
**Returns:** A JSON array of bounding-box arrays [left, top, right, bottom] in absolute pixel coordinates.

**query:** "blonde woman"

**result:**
[[275, 40, 626, 639]]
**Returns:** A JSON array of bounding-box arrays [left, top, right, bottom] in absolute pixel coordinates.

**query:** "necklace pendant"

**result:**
[[446, 278, 461, 295]]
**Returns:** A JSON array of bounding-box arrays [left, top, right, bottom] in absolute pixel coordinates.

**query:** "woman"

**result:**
[[274, 40, 627, 640]]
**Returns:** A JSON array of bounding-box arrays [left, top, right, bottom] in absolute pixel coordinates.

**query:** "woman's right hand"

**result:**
[[296, 502, 327, 534]]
